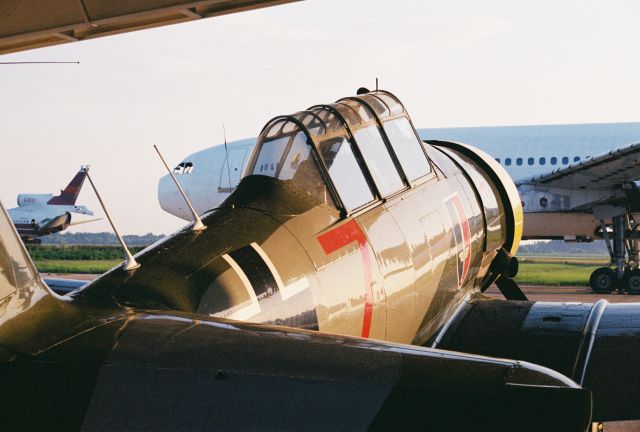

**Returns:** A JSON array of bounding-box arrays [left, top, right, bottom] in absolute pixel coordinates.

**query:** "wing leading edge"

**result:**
[[518, 141, 640, 190]]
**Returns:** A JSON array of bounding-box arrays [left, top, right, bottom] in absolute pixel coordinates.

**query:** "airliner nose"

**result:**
[[158, 174, 192, 221]]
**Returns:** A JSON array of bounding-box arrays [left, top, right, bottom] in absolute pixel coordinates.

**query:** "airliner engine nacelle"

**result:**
[[16, 193, 53, 207]]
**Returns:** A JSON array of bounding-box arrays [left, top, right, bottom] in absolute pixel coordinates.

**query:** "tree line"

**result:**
[[40, 231, 164, 246]]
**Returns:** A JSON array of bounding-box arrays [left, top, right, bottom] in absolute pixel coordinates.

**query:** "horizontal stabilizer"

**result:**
[[69, 217, 102, 227]]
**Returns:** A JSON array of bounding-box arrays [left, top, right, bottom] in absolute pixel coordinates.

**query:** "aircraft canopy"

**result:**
[[248, 90, 432, 215]]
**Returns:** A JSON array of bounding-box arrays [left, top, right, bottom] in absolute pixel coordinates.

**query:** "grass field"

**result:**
[[27, 245, 146, 261], [35, 260, 121, 274], [33, 253, 611, 285], [28, 245, 137, 274], [515, 256, 609, 286]]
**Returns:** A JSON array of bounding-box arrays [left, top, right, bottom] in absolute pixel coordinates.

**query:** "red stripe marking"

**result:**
[[47, 171, 87, 205], [451, 196, 471, 284], [317, 219, 373, 338]]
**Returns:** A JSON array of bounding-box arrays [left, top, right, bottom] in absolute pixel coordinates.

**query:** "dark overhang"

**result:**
[[0, 0, 300, 55]]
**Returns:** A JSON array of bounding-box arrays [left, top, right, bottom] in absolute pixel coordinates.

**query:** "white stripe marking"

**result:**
[[250, 242, 309, 300], [281, 277, 311, 300], [250, 242, 284, 290], [214, 253, 261, 321]]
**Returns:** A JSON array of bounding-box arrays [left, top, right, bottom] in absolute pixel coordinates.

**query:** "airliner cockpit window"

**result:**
[[251, 123, 333, 206], [173, 162, 193, 174]]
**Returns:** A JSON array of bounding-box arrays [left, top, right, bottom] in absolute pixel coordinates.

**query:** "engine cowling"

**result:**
[[427, 140, 524, 294], [16, 194, 53, 207]]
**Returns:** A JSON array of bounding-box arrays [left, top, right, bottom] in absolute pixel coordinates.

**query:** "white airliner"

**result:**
[[158, 122, 640, 292], [8, 166, 97, 243]]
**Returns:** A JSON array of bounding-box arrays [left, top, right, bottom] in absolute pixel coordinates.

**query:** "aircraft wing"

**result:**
[[69, 217, 102, 226], [517, 141, 640, 189], [515, 141, 640, 239], [0, 0, 300, 55], [0, 198, 592, 431]]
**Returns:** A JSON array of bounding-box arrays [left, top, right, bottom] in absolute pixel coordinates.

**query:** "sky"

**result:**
[[0, 0, 638, 235]]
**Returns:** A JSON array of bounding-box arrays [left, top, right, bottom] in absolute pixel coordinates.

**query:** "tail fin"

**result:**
[[47, 166, 89, 205]]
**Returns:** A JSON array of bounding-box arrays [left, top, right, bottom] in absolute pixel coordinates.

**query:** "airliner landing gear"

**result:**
[[589, 210, 640, 294], [589, 267, 616, 293], [624, 268, 640, 294]]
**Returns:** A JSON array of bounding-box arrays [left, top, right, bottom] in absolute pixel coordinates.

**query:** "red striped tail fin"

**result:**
[[47, 166, 88, 205]]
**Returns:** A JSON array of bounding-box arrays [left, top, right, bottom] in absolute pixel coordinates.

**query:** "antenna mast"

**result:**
[[223, 123, 233, 190], [0, 61, 79, 65], [154, 145, 206, 232], [84, 168, 140, 271]]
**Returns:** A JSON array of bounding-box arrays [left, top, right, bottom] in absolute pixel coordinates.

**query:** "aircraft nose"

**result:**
[[158, 174, 192, 221]]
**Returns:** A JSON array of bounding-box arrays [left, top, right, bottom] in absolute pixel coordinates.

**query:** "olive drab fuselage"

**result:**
[[77, 90, 522, 346]]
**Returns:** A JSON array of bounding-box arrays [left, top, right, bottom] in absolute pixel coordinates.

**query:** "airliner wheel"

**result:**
[[589, 267, 616, 293], [624, 269, 640, 295]]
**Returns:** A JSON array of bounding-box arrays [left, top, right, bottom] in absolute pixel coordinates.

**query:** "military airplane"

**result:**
[[7, 166, 97, 243], [2, 90, 640, 431], [159, 124, 640, 294]]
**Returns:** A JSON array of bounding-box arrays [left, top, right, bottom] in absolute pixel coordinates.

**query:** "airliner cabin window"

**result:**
[[516, 158, 523, 166], [495, 158, 500, 163], [562, 157, 569, 164], [505, 158, 511, 166], [574, 156, 581, 162], [383, 117, 431, 181], [539, 157, 546, 165], [550, 157, 557, 165], [173, 162, 193, 174], [528, 157, 534, 165]]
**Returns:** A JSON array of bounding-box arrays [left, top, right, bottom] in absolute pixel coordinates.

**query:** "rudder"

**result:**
[[47, 167, 88, 205]]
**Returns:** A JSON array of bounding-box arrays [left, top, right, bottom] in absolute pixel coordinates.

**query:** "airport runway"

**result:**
[[486, 284, 640, 303], [53, 274, 638, 304]]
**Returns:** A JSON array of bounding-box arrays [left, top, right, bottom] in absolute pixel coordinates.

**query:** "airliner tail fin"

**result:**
[[47, 166, 89, 205]]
